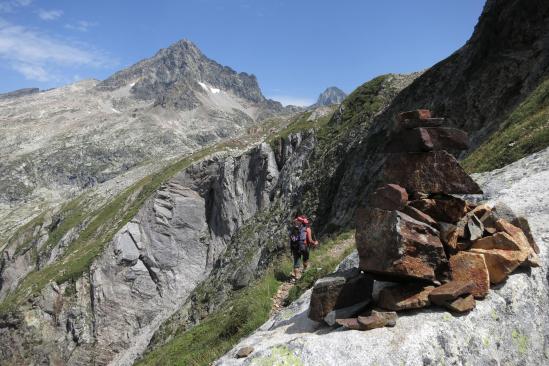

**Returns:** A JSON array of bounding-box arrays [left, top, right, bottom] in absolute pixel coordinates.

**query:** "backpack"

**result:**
[[289, 223, 307, 252]]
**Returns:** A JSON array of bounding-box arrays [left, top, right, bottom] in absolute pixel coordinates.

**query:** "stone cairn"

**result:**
[[308, 109, 540, 331]]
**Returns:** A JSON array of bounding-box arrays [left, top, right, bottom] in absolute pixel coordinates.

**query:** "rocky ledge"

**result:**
[[214, 120, 549, 366]]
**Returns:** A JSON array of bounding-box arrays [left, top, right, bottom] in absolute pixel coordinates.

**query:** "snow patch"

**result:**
[[198, 81, 221, 94]]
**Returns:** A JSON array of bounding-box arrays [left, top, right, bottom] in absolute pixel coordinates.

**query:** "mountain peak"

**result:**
[[315, 86, 347, 106], [97, 38, 269, 109]]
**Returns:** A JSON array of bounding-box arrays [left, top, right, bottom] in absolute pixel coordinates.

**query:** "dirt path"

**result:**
[[270, 235, 355, 315]]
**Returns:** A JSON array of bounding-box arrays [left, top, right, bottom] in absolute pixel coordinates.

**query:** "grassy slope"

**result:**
[[463, 78, 549, 173], [136, 231, 354, 366]]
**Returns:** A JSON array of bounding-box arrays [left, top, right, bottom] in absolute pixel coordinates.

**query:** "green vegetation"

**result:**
[[319, 75, 389, 141], [137, 231, 354, 366], [463, 78, 549, 173], [267, 110, 333, 146]]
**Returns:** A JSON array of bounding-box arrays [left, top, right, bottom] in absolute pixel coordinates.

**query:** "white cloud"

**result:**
[[12, 62, 50, 81], [65, 20, 97, 32], [0, 20, 114, 82], [0, 0, 31, 13], [269, 95, 315, 107], [37, 9, 63, 21]]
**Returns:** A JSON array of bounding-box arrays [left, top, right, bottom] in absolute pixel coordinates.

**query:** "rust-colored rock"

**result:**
[[495, 219, 540, 267], [449, 252, 490, 299], [308, 268, 373, 322], [357, 310, 397, 330], [401, 205, 438, 228], [356, 207, 446, 282], [397, 109, 432, 121], [378, 284, 435, 311], [369, 184, 408, 211], [409, 195, 467, 223], [444, 294, 476, 313], [511, 216, 540, 254], [472, 232, 521, 251], [429, 281, 474, 305], [379, 151, 482, 195], [469, 248, 528, 284]]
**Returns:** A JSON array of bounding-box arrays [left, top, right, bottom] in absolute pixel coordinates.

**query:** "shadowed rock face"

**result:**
[[319, 0, 549, 230], [375, 0, 549, 151]]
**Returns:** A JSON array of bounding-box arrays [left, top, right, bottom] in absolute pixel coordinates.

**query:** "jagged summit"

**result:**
[[97, 38, 272, 109], [314, 86, 347, 106]]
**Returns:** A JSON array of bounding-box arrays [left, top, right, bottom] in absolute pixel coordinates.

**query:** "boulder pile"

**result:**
[[308, 110, 540, 330]]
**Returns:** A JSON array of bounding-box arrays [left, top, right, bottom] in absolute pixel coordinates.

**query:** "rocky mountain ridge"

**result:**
[[97, 39, 280, 111]]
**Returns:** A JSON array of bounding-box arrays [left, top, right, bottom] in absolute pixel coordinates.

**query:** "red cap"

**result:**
[[297, 215, 309, 225]]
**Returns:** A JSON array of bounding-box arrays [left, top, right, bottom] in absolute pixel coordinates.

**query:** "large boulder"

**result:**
[[355, 207, 447, 282], [308, 268, 373, 322], [378, 151, 482, 194]]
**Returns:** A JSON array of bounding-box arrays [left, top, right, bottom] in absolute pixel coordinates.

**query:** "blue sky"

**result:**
[[0, 0, 485, 105]]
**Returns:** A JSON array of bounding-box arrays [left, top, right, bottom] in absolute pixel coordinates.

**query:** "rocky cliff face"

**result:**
[[0, 133, 314, 365], [215, 147, 549, 366], [314, 87, 347, 106]]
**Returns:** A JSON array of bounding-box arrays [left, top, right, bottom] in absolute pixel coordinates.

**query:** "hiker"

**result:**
[[289, 214, 319, 280]]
